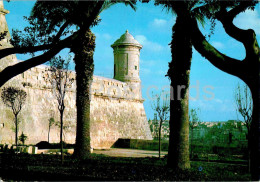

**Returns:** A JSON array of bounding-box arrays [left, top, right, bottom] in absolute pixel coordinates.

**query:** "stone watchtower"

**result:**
[[111, 30, 143, 100], [0, 1, 11, 49]]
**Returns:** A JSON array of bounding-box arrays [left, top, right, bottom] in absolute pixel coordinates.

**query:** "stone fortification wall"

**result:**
[[0, 5, 152, 148], [0, 65, 152, 148]]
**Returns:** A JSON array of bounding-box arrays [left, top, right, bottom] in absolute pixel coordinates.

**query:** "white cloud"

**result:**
[[211, 41, 225, 49], [135, 35, 147, 44], [234, 9, 260, 35], [135, 35, 164, 52], [149, 18, 175, 32], [151, 18, 168, 27]]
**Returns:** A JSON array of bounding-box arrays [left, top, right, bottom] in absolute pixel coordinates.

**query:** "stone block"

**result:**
[[28, 146, 33, 154], [32, 146, 38, 154]]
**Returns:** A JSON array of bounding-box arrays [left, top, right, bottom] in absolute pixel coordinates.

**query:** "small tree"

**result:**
[[151, 92, 170, 159], [234, 83, 252, 136], [189, 108, 201, 159], [19, 132, 28, 145], [43, 55, 74, 164], [48, 117, 55, 143], [1, 87, 27, 149], [234, 83, 252, 172], [149, 114, 160, 139]]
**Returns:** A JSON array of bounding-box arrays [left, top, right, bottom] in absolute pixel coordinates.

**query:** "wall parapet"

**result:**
[[21, 65, 143, 101]]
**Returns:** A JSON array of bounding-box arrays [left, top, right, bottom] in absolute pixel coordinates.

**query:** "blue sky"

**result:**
[[4, 1, 260, 121]]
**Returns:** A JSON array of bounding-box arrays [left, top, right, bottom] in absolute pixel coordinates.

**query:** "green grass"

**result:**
[[0, 153, 250, 181]]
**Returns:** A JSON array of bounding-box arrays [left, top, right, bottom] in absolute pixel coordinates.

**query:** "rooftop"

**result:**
[[111, 30, 142, 48]]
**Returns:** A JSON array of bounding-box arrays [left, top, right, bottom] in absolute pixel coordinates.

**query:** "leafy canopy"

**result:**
[[1, 87, 27, 115]]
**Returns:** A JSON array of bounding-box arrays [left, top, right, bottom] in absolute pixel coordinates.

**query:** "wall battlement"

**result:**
[[21, 65, 143, 101]]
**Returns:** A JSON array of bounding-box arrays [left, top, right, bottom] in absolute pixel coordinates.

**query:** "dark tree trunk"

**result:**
[[15, 114, 18, 150], [167, 14, 192, 170], [60, 108, 64, 165], [72, 29, 95, 160], [48, 126, 51, 143]]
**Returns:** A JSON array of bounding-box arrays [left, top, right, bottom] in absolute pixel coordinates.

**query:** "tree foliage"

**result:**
[[0, 1, 102, 86], [1, 87, 27, 148], [43, 55, 74, 110], [189, 108, 201, 130], [1, 87, 27, 116]]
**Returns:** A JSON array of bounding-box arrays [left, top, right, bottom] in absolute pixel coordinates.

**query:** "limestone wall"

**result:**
[[90, 95, 151, 149], [0, 4, 152, 148], [0, 64, 152, 148]]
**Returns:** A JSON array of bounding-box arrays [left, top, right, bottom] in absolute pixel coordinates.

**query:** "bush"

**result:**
[[35, 141, 74, 149], [36, 141, 52, 149]]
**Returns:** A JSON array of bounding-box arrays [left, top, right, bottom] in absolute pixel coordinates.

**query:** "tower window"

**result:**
[[135, 66, 137, 70]]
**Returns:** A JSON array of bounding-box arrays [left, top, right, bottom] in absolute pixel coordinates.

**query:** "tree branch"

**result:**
[[190, 17, 243, 78], [0, 44, 53, 59], [0, 1, 104, 87], [0, 20, 69, 60], [227, 2, 253, 20], [0, 32, 78, 87], [52, 20, 70, 44], [215, 3, 256, 57]]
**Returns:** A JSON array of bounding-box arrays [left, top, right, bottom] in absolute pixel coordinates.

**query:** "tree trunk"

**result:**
[[167, 15, 192, 170], [48, 126, 51, 143], [60, 109, 64, 165], [72, 29, 95, 160], [15, 114, 18, 150], [159, 120, 162, 159]]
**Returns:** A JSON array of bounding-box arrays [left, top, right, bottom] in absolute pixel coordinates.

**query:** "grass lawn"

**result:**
[[0, 153, 250, 181]]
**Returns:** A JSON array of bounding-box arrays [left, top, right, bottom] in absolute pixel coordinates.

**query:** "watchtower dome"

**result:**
[[111, 30, 142, 83]]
